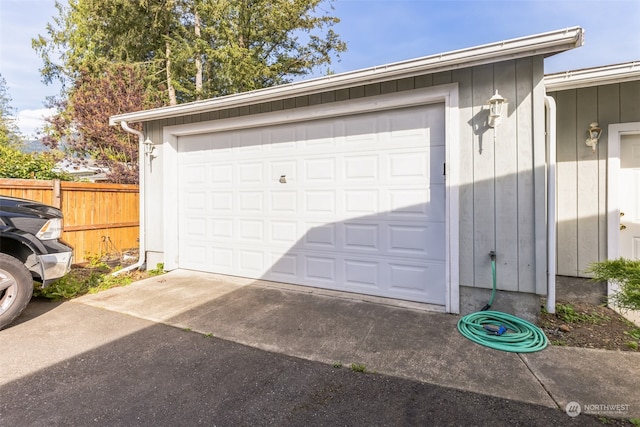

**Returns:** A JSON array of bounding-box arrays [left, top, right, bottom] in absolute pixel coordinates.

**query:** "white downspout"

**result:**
[[112, 121, 146, 275], [544, 95, 557, 314]]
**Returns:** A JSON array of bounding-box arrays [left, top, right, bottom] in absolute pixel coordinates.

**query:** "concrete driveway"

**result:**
[[0, 269, 637, 425]]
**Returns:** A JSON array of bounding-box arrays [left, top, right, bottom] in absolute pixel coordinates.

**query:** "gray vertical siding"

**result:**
[[550, 80, 640, 277], [144, 57, 547, 294]]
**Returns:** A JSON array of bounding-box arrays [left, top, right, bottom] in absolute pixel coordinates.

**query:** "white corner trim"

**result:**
[[161, 84, 461, 313]]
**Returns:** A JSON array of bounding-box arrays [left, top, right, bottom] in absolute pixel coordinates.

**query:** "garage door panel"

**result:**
[[210, 192, 233, 211], [238, 191, 263, 211], [212, 164, 233, 183], [237, 129, 263, 152], [270, 160, 297, 182], [239, 162, 263, 183], [178, 104, 447, 306], [389, 261, 446, 304], [302, 121, 337, 148], [270, 221, 299, 244], [429, 146, 446, 183], [263, 126, 299, 152], [270, 191, 297, 213], [304, 191, 336, 214], [212, 219, 233, 238], [211, 247, 233, 270], [270, 253, 299, 278], [388, 224, 445, 259], [238, 220, 264, 241], [344, 259, 380, 288], [305, 256, 337, 282], [344, 223, 379, 251], [304, 158, 336, 182], [344, 155, 379, 180], [344, 190, 378, 215], [304, 223, 336, 248], [239, 250, 264, 274]]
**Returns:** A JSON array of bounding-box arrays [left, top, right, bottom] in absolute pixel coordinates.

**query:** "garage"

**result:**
[[176, 103, 448, 306], [110, 28, 588, 317]]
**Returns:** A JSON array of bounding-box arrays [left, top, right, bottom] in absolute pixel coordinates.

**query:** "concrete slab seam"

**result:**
[[517, 352, 560, 410]]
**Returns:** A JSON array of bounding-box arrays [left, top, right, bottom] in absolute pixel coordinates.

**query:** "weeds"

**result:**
[[34, 262, 163, 300], [625, 327, 640, 340], [149, 263, 165, 276], [555, 303, 610, 324], [350, 363, 367, 373]]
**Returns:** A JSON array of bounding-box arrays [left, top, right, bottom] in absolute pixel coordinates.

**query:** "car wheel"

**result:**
[[0, 253, 34, 330]]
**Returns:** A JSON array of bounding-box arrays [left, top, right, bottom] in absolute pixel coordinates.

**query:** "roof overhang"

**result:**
[[545, 61, 640, 91], [110, 26, 584, 126]]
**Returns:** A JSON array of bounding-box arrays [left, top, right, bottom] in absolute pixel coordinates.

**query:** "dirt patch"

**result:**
[[540, 300, 640, 352]]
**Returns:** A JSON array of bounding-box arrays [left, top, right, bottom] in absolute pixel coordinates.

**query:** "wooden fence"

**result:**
[[0, 178, 139, 264]]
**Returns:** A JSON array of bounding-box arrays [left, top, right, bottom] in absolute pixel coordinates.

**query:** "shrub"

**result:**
[[585, 258, 640, 312]]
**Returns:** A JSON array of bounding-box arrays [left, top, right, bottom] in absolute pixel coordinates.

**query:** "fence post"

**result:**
[[52, 179, 61, 208]]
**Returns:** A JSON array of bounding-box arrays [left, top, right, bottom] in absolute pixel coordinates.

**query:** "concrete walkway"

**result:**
[[70, 269, 639, 420]]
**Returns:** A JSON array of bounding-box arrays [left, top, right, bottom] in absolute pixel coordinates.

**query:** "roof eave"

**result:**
[[545, 61, 640, 91], [110, 26, 584, 126]]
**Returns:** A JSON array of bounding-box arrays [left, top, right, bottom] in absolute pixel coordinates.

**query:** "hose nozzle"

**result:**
[[489, 251, 496, 261]]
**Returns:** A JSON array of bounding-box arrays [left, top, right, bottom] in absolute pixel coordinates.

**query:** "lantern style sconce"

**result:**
[[487, 90, 506, 128], [143, 138, 157, 159], [585, 122, 602, 152]]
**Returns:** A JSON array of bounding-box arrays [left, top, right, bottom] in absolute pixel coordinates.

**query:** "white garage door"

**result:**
[[177, 104, 446, 305]]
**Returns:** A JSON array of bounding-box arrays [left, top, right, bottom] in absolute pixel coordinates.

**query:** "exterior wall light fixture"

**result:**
[[487, 90, 506, 128], [585, 122, 602, 152], [143, 138, 157, 158]]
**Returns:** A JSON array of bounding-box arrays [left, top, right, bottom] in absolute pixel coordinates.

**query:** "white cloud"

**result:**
[[14, 108, 56, 139]]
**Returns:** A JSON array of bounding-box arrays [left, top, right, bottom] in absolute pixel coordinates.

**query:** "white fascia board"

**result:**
[[110, 26, 583, 126], [545, 61, 640, 91]]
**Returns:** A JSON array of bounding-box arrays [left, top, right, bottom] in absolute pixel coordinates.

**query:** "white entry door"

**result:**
[[619, 133, 640, 260], [176, 104, 448, 306]]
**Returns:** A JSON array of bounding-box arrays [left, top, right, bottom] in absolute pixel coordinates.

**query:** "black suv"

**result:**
[[0, 196, 73, 329]]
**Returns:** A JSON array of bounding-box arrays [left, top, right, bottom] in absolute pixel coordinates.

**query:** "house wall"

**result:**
[[144, 57, 548, 295], [549, 80, 640, 277]]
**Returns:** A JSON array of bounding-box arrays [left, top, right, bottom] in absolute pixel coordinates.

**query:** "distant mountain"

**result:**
[[19, 139, 49, 153]]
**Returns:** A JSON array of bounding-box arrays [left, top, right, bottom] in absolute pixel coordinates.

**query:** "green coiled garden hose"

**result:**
[[457, 252, 548, 353]]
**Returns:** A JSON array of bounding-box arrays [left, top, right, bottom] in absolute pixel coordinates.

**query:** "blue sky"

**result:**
[[1, 0, 639, 137]]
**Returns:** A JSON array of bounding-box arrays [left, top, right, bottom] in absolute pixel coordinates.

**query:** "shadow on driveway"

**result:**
[[0, 300, 609, 426]]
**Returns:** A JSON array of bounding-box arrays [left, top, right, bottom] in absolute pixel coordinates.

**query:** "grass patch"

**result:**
[[332, 362, 343, 369]]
